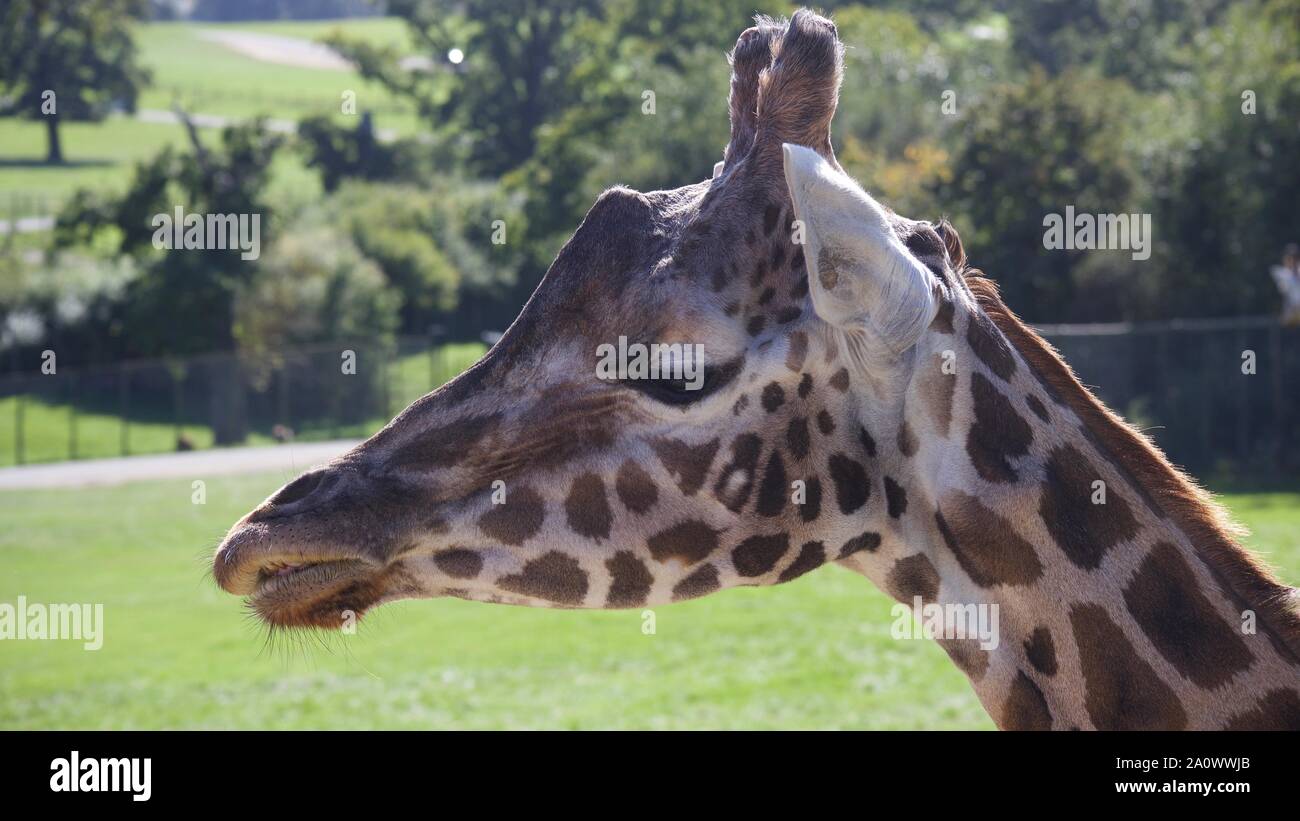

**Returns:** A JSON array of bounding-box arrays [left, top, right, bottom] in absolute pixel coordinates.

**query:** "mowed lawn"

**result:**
[[0, 477, 1297, 730]]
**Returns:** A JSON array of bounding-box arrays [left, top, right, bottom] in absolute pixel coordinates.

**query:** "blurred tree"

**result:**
[[0, 0, 152, 164]]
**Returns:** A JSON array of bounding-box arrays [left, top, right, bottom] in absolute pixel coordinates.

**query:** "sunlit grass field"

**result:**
[[0, 478, 1296, 730], [0, 17, 416, 219]]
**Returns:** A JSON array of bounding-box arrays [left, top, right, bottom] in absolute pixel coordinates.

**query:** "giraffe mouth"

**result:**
[[246, 558, 385, 629]]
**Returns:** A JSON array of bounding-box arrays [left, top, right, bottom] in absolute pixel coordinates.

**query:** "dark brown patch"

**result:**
[[799, 475, 822, 522], [647, 519, 721, 564], [897, 421, 918, 457], [672, 563, 720, 601], [763, 202, 781, 235], [1039, 444, 1139, 570], [934, 495, 1043, 587], [761, 382, 785, 412], [884, 476, 908, 519], [790, 275, 809, 299], [775, 306, 802, 324], [714, 433, 762, 512], [757, 286, 776, 305], [778, 541, 826, 583], [605, 551, 654, 608], [732, 533, 790, 577], [755, 451, 788, 517], [790, 246, 805, 271], [564, 472, 612, 541], [1222, 688, 1300, 730], [1002, 671, 1052, 730], [477, 485, 545, 546], [966, 371, 1032, 482], [1070, 602, 1188, 730], [967, 310, 1017, 381], [786, 417, 811, 459], [1124, 541, 1253, 689], [1024, 627, 1058, 676], [387, 412, 501, 470], [615, 460, 658, 514], [829, 367, 850, 392], [858, 426, 877, 458], [816, 409, 835, 435], [434, 548, 483, 579], [920, 359, 956, 437], [785, 332, 808, 371], [770, 243, 786, 271], [651, 437, 719, 497], [746, 315, 767, 336], [732, 394, 750, 415], [797, 372, 813, 398], [837, 531, 881, 559], [498, 551, 588, 606], [938, 638, 990, 680], [887, 554, 940, 602], [930, 295, 954, 333], [827, 453, 869, 514], [1026, 393, 1050, 422]]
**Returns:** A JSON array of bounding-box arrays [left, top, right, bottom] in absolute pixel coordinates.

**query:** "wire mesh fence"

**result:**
[[0, 317, 1296, 474]]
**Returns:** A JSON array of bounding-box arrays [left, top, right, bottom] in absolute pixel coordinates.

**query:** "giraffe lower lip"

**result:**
[[249, 559, 380, 628]]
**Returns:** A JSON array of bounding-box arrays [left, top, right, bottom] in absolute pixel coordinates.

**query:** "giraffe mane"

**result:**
[[960, 272, 1300, 665]]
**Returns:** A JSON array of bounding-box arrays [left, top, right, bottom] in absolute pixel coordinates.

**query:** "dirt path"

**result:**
[[0, 440, 359, 491]]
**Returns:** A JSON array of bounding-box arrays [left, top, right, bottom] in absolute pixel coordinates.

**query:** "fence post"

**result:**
[[68, 372, 78, 460], [15, 390, 24, 466], [119, 363, 130, 456]]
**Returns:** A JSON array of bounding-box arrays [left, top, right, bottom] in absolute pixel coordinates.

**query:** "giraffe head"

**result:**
[[213, 10, 958, 629]]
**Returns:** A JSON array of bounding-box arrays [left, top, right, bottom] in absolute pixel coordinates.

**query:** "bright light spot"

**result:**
[[448, 48, 464, 65]]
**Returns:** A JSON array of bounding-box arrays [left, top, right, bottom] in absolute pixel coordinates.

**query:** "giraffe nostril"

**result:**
[[268, 471, 327, 508]]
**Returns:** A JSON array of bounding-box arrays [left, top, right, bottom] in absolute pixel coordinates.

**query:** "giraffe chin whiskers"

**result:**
[[247, 558, 386, 630]]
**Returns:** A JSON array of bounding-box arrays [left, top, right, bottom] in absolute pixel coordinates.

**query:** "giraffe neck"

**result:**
[[844, 280, 1300, 730]]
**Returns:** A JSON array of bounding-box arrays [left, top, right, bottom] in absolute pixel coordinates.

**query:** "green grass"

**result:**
[[0, 483, 1295, 730], [0, 18, 420, 219], [0, 342, 486, 466]]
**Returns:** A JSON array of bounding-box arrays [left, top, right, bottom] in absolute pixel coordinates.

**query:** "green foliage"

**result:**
[[0, 0, 152, 162]]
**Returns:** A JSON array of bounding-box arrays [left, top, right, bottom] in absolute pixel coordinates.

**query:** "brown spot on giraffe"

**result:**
[[614, 459, 658, 514], [646, 520, 721, 565], [938, 638, 990, 681], [829, 367, 850, 392], [1222, 688, 1300, 730], [827, 453, 869, 514], [714, 433, 762, 511], [966, 309, 1017, 382], [651, 437, 719, 497], [732, 533, 791, 577], [897, 421, 918, 457], [478, 485, 546, 546], [884, 476, 908, 519], [1123, 541, 1253, 689], [605, 551, 653, 608], [761, 382, 785, 412], [799, 475, 822, 522], [672, 564, 720, 601], [887, 554, 940, 603], [935, 494, 1043, 587], [778, 541, 826, 583], [816, 409, 836, 435], [785, 331, 808, 371], [385, 412, 501, 470], [838, 531, 880, 559], [797, 373, 813, 398], [1024, 626, 1058, 677], [918, 357, 956, 437], [1039, 444, 1139, 570], [433, 548, 483, 580], [755, 451, 789, 517], [1070, 603, 1188, 730], [1026, 393, 1050, 422], [564, 473, 612, 541], [498, 551, 589, 606], [787, 417, 811, 460], [966, 372, 1032, 483], [1001, 671, 1052, 730]]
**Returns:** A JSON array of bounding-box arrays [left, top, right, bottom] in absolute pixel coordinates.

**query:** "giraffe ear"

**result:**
[[782, 143, 936, 355]]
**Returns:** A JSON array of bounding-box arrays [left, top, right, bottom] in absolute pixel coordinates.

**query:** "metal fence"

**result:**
[[1, 318, 1297, 474], [0, 336, 473, 466]]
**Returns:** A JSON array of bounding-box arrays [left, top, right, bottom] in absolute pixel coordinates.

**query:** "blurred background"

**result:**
[[0, 0, 1297, 730]]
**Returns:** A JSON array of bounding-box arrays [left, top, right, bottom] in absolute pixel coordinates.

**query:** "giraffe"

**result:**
[[212, 10, 1300, 729]]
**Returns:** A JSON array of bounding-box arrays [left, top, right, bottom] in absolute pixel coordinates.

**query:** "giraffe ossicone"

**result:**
[[213, 9, 1300, 730]]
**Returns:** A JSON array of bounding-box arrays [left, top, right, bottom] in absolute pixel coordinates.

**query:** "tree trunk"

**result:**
[[45, 114, 63, 164]]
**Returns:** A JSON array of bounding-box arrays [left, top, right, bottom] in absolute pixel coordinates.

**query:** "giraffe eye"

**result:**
[[628, 358, 742, 406]]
